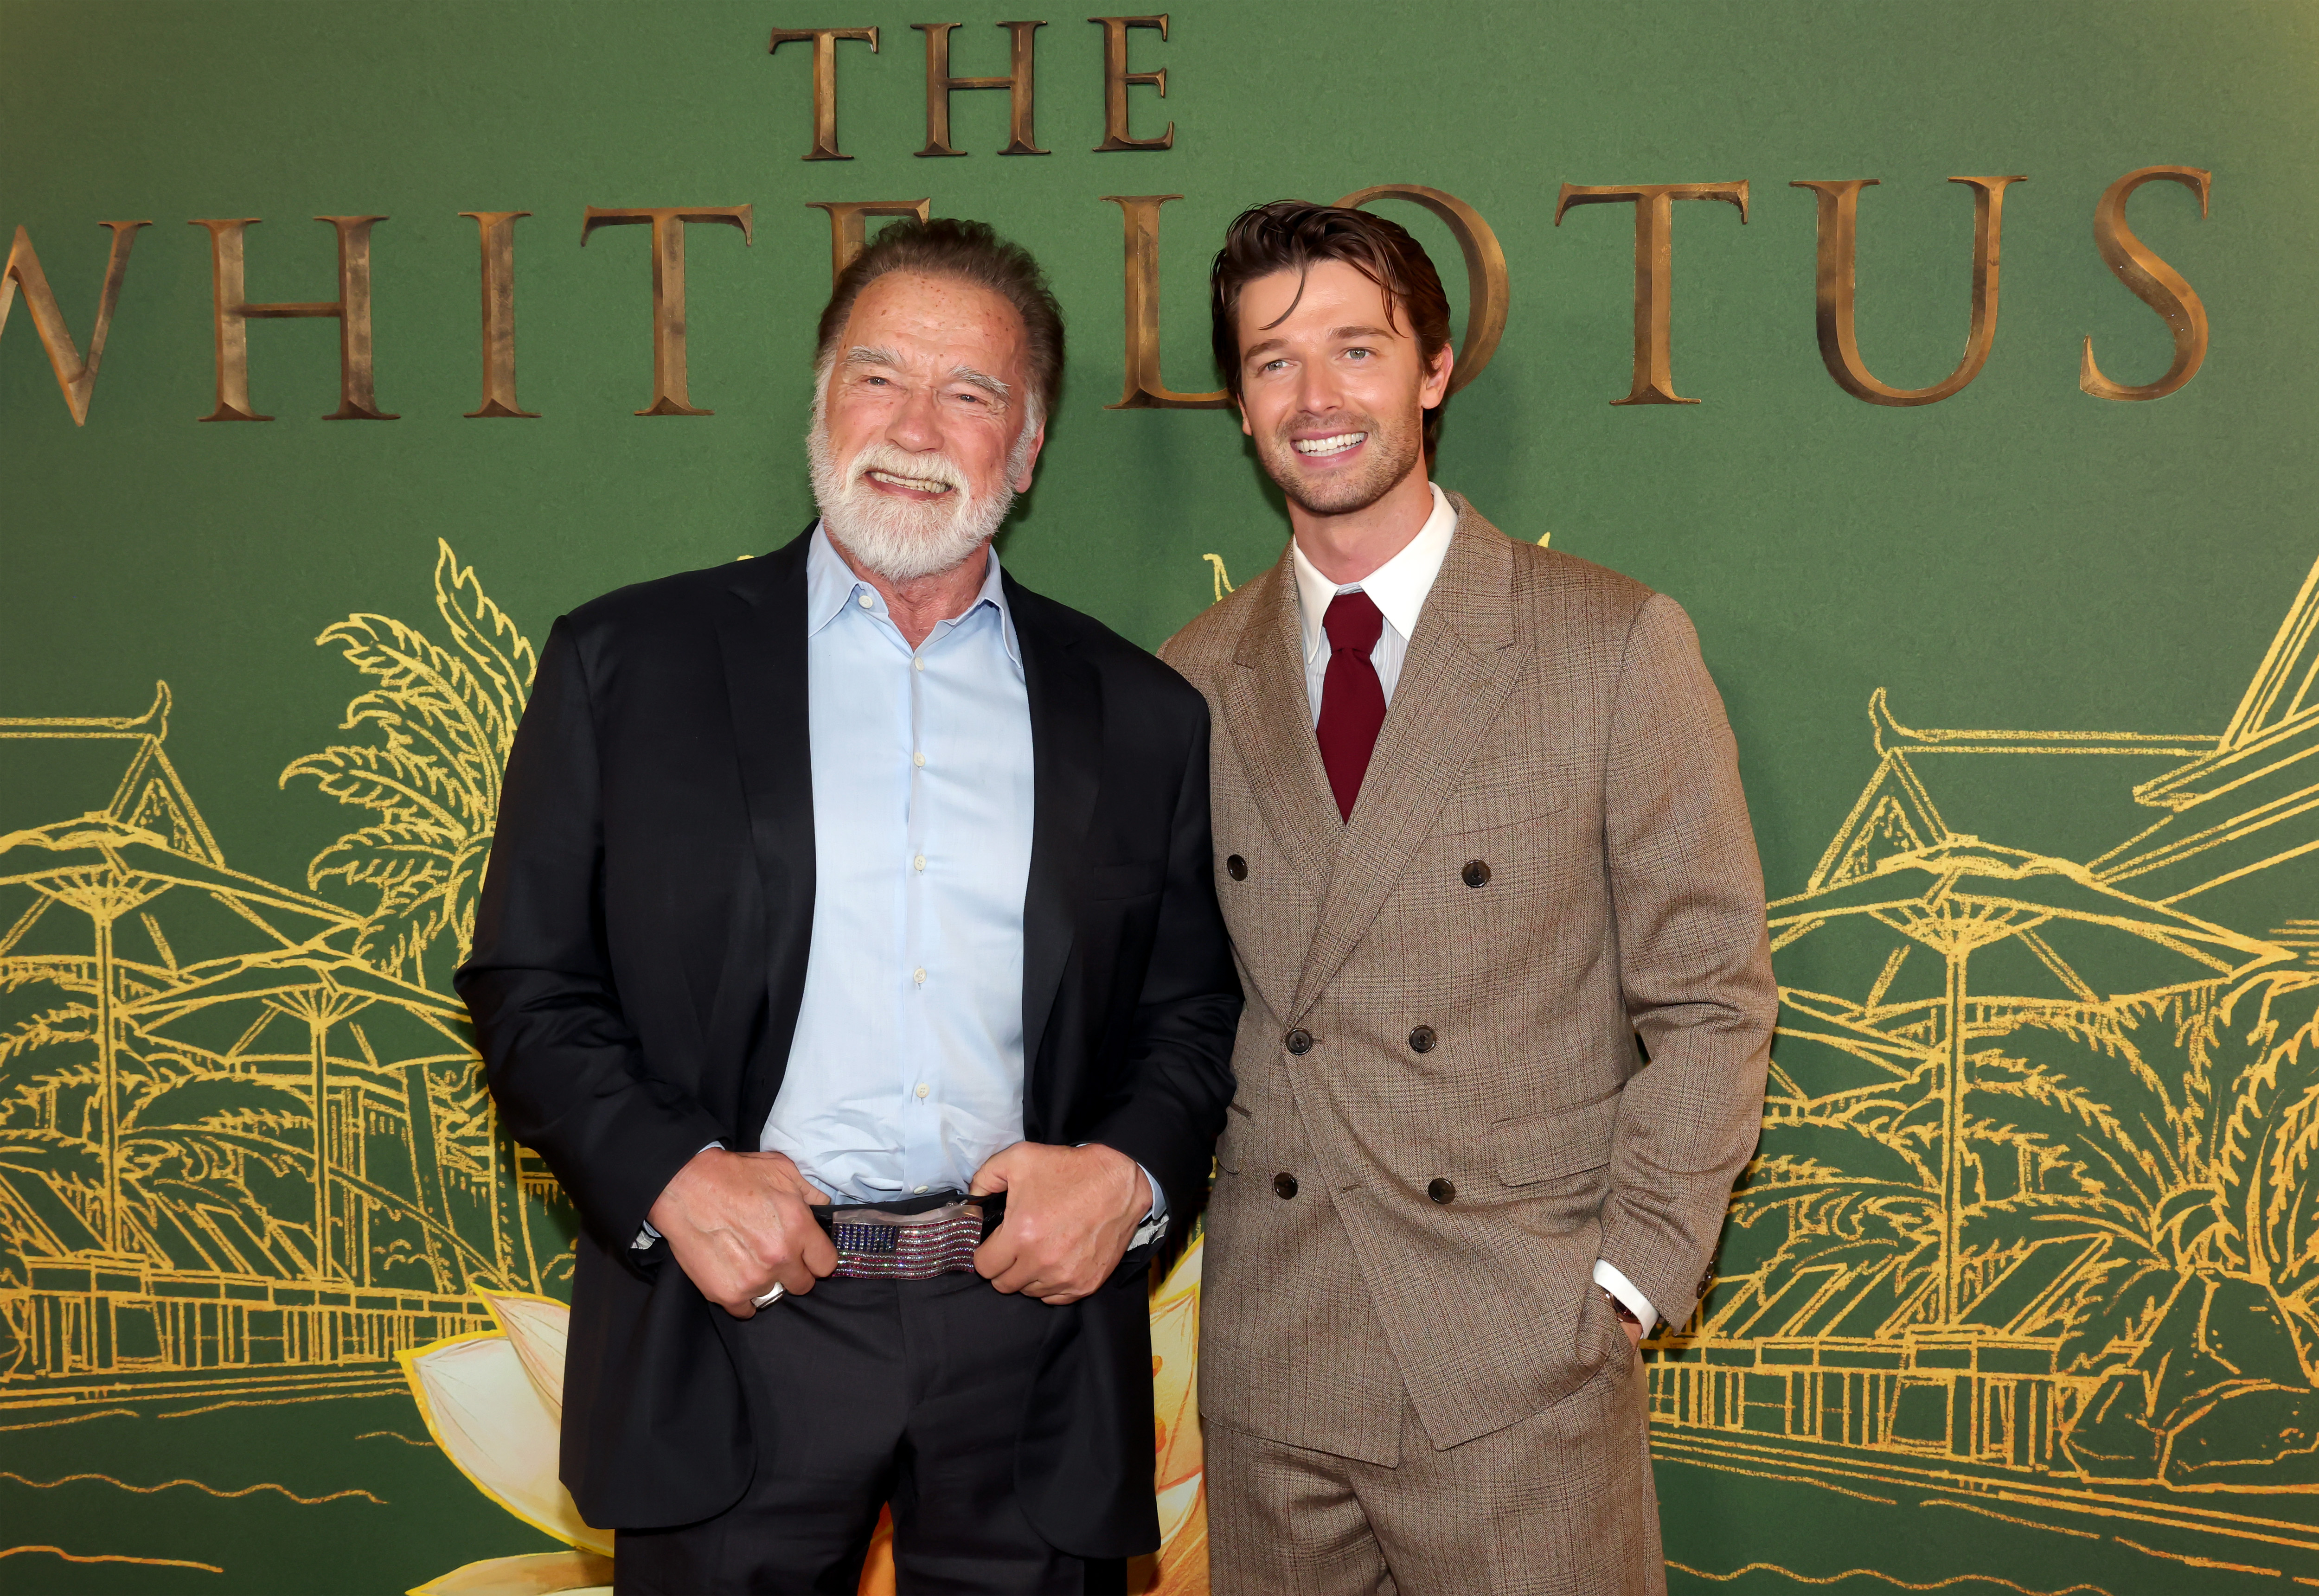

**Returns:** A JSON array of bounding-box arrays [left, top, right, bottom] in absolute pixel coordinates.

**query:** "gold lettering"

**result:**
[[459, 211, 537, 419], [2081, 165, 2212, 402], [189, 216, 396, 422], [1792, 176, 2026, 407], [579, 205, 755, 416], [807, 200, 933, 287], [1090, 15, 1172, 152], [1553, 181, 1749, 405], [0, 220, 150, 426], [914, 22, 1045, 157], [1100, 194, 1225, 409], [1335, 184, 1508, 396], [767, 27, 879, 161]]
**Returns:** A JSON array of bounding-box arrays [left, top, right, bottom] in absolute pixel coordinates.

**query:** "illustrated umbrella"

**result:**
[[1766, 835, 2287, 1322], [0, 816, 359, 1254], [133, 952, 481, 1289]]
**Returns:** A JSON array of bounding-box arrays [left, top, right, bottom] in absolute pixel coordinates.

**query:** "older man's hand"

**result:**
[[970, 1142, 1148, 1305], [647, 1147, 836, 1319]]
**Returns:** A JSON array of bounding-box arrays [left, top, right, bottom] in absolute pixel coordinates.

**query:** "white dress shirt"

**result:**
[[1287, 482, 1660, 1333]]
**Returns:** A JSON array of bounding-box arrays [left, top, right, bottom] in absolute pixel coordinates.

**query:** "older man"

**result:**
[[460, 217, 1240, 1595]]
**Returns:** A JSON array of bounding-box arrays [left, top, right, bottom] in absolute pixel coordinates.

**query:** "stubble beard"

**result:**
[[806, 387, 1032, 583], [1256, 404, 1423, 519]]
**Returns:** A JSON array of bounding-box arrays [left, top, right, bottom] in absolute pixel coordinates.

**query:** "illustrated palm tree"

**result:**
[[282, 541, 536, 989], [1764, 836, 2283, 1325]]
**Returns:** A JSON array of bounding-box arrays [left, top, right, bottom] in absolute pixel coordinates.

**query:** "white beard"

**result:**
[[807, 403, 1030, 583]]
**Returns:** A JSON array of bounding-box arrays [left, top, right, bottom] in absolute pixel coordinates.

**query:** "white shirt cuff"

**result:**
[[1593, 1259, 1656, 1332]]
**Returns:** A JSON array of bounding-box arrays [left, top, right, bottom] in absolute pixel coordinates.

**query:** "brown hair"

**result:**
[[1209, 200, 1454, 453], [815, 217, 1065, 425]]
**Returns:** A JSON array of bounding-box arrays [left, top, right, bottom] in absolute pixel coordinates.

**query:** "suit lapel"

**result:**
[[1012, 580, 1103, 1119], [1288, 501, 1530, 1021], [1221, 551, 1342, 899], [712, 528, 818, 1144]]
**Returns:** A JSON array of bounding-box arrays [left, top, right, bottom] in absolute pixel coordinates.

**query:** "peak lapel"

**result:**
[[1013, 581, 1103, 1108], [713, 529, 818, 1144], [1221, 550, 1341, 898], [1289, 503, 1528, 1021]]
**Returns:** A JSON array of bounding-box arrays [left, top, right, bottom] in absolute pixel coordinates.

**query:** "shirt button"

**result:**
[[915, 1082, 930, 1099], [913, 752, 927, 767], [913, 968, 927, 985], [913, 657, 925, 672], [914, 1184, 929, 1194], [914, 855, 927, 872], [857, 591, 874, 609]]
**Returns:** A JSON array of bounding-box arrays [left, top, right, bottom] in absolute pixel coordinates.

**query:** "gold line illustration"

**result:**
[[1664, 1566, 2116, 1595], [1639, 545, 2319, 1579], [0, 1468, 387, 1504], [0, 1544, 226, 1573]]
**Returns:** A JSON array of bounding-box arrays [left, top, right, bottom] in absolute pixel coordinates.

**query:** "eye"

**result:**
[[1343, 347, 1374, 362], [1260, 358, 1289, 374], [861, 374, 891, 387]]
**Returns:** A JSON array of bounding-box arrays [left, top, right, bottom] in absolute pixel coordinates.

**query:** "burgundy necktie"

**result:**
[[1316, 590, 1388, 822]]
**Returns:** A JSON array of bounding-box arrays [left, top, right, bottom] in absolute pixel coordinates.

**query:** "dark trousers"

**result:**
[[614, 1270, 1128, 1596]]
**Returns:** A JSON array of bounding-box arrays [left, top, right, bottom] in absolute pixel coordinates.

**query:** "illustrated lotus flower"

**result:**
[[399, 1251, 1215, 1596], [1143, 1235, 1210, 1595], [399, 1292, 613, 1596]]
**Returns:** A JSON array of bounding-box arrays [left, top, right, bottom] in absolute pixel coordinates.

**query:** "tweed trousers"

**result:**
[[1204, 1293, 1662, 1596]]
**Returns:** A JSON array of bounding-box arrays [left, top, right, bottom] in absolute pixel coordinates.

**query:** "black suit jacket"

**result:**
[[455, 528, 1241, 1553]]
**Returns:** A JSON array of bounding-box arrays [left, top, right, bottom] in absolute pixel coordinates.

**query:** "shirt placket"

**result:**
[[900, 614, 939, 1194]]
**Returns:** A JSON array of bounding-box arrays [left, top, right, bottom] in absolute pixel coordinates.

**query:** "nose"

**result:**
[[885, 382, 944, 453], [1294, 358, 1345, 421]]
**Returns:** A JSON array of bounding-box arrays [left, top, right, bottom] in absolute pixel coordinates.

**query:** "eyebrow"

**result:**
[[841, 346, 1011, 404], [1242, 324, 1401, 362], [947, 365, 1012, 403]]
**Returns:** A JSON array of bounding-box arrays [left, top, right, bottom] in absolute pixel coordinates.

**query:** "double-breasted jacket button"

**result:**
[[1408, 1025, 1437, 1054], [1273, 1172, 1299, 1200], [1428, 1176, 1457, 1205], [1225, 854, 1248, 880], [1284, 1028, 1314, 1055], [1461, 859, 1492, 889]]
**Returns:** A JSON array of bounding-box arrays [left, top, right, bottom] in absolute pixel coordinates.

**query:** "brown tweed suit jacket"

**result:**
[[1159, 493, 1775, 1466]]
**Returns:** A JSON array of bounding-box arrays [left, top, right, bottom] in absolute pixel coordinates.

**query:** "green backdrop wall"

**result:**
[[6, 2, 2319, 1592]]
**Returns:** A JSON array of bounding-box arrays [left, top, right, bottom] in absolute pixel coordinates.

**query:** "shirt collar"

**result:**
[[805, 521, 1019, 663], [1290, 482, 1459, 664]]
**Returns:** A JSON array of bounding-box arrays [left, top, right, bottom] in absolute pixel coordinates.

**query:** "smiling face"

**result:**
[[1233, 258, 1452, 520], [808, 269, 1044, 582]]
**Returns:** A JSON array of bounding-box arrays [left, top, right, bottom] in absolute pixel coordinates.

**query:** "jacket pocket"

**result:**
[[1492, 1089, 1621, 1186]]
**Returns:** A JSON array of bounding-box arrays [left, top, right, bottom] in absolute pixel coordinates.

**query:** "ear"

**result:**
[[1420, 341, 1455, 410], [1237, 396, 1252, 439], [1012, 420, 1048, 493]]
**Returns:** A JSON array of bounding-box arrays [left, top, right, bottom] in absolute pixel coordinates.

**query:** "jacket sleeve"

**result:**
[[1085, 705, 1243, 1224], [1597, 594, 1776, 1329], [455, 616, 728, 1254]]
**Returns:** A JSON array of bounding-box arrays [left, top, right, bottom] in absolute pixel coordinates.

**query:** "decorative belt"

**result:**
[[749, 1191, 1004, 1307], [820, 1191, 1004, 1280]]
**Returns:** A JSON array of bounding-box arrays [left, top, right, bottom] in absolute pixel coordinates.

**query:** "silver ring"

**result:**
[[750, 1283, 786, 1309]]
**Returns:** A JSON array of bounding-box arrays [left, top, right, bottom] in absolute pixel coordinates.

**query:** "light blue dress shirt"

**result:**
[[758, 525, 1038, 1203]]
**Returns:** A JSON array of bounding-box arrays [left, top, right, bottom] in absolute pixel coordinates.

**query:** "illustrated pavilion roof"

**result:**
[[1802, 553, 2319, 956]]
